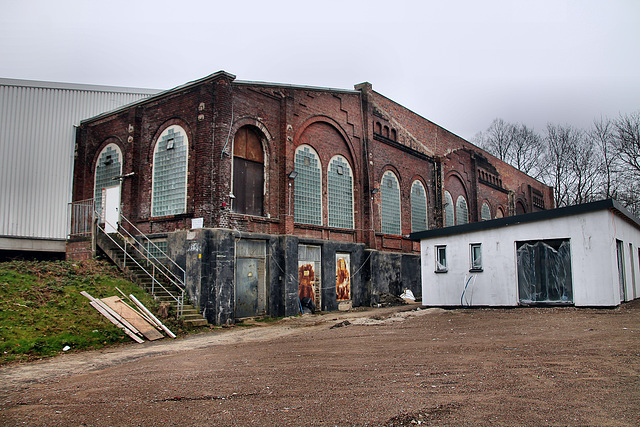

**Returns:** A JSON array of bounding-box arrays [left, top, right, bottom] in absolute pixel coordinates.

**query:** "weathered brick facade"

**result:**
[[71, 71, 554, 324]]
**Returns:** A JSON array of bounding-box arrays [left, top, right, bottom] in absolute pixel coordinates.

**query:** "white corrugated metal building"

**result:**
[[0, 78, 159, 254]]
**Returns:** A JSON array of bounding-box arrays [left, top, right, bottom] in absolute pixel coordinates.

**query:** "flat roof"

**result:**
[[410, 199, 640, 241], [0, 77, 159, 95]]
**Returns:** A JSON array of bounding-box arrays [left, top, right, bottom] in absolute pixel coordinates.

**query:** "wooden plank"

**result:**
[[82, 291, 145, 339], [129, 294, 177, 339], [89, 301, 144, 343], [115, 287, 157, 327], [101, 296, 164, 341]]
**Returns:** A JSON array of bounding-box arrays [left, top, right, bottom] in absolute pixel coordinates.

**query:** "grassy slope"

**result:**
[[0, 259, 169, 365]]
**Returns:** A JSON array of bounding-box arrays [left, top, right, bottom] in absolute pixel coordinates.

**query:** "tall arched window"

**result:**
[[380, 171, 401, 235], [152, 125, 188, 217], [444, 191, 454, 227], [233, 126, 264, 216], [294, 145, 322, 225], [456, 195, 469, 225], [94, 143, 122, 215], [410, 180, 428, 232], [481, 202, 491, 221], [328, 155, 354, 229]]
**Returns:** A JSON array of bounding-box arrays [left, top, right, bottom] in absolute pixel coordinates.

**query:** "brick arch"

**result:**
[[91, 136, 124, 173], [295, 116, 357, 173], [229, 116, 274, 160], [444, 172, 469, 202], [145, 118, 193, 163]]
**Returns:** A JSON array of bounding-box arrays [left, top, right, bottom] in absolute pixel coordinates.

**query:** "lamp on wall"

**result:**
[[288, 171, 298, 180], [370, 188, 379, 195]]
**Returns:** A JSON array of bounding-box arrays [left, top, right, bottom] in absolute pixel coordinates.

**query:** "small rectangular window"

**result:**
[[470, 243, 482, 271], [435, 245, 447, 272]]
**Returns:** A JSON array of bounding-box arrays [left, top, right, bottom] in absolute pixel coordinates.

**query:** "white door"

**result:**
[[104, 185, 121, 234]]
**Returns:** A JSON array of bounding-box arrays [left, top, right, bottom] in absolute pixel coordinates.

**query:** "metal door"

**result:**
[[235, 240, 267, 318], [235, 258, 259, 318], [104, 185, 120, 234]]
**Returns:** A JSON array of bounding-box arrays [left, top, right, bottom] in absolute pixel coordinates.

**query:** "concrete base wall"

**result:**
[[161, 228, 420, 325]]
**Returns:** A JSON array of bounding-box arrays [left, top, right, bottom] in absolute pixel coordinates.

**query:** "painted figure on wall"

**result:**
[[299, 263, 316, 303], [336, 254, 351, 301]]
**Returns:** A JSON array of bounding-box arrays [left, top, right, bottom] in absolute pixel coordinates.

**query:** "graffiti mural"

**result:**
[[299, 263, 316, 303], [336, 253, 351, 301]]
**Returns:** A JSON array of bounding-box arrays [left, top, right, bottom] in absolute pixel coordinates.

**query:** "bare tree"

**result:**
[[475, 118, 516, 162], [511, 124, 543, 178], [613, 112, 640, 175], [590, 117, 620, 200], [543, 124, 581, 207]]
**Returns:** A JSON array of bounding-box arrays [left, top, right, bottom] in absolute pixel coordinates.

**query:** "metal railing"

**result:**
[[68, 198, 186, 317], [68, 198, 96, 237]]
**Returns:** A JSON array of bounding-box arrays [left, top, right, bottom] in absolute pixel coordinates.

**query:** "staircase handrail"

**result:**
[[117, 213, 186, 290], [96, 212, 185, 317]]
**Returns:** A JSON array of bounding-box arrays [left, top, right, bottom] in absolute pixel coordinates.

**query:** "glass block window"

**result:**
[[152, 126, 188, 217], [456, 195, 469, 225], [380, 171, 401, 235], [444, 191, 454, 227], [294, 145, 322, 225], [328, 156, 354, 229], [481, 202, 491, 221], [144, 240, 168, 260], [94, 143, 122, 215], [410, 180, 428, 232]]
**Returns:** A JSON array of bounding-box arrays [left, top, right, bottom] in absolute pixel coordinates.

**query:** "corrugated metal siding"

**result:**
[[0, 81, 158, 243]]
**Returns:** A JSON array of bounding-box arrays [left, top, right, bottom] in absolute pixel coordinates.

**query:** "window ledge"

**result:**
[[435, 269, 448, 274], [469, 268, 483, 273]]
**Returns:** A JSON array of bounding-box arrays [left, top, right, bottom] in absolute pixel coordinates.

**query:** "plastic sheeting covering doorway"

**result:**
[[517, 239, 573, 305]]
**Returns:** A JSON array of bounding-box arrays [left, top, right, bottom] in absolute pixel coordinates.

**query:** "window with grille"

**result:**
[[294, 145, 322, 225], [444, 191, 454, 227], [481, 202, 491, 221], [152, 126, 188, 217], [456, 195, 468, 225], [328, 156, 354, 229], [410, 180, 428, 232], [381, 171, 401, 235], [94, 144, 122, 215]]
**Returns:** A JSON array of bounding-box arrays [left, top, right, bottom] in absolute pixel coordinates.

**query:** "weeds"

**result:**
[[0, 259, 160, 364]]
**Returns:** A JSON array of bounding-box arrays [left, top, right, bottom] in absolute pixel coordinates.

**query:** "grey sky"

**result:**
[[1, 0, 638, 140]]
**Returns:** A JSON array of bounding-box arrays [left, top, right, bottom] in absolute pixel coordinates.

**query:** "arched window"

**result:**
[[294, 145, 322, 225], [496, 206, 505, 218], [444, 191, 454, 227], [152, 125, 188, 217], [455, 195, 468, 225], [410, 180, 428, 232], [380, 171, 401, 235], [328, 155, 354, 229], [233, 126, 264, 216], [516, 201, 526, 215], [94, 143, 122, 215], [481, 202, 491, 221]]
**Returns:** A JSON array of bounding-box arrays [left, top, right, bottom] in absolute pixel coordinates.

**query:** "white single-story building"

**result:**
[[410, 199, 640, 307]]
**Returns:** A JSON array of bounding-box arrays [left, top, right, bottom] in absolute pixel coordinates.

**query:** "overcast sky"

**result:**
[[1, 0, 638, 141]]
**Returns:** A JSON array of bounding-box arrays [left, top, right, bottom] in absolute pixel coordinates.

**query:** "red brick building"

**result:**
[[70, 71, 553, 324]]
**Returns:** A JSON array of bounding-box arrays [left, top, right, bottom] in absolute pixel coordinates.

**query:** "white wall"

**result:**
[[0, 79, 158, 251], [420, 209, 640, 307]]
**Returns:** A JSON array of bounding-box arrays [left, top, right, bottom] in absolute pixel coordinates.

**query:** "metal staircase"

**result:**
[[70, 199, 207, 327]]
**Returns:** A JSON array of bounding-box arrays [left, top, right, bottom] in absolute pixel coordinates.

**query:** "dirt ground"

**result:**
[[1, 301, 639, 426]]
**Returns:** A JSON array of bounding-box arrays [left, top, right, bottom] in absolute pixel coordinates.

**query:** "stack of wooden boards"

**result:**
[[81, 288, 176, 343]]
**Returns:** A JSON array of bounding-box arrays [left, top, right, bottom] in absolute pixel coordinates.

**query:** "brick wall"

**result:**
[[73, 72, 554, 257]]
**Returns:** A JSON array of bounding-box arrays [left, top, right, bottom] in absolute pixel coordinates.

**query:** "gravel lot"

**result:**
[[1, 301, 639, 426]]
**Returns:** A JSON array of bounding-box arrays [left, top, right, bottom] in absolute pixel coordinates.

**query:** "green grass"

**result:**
[[0, 259, 165, 365]]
